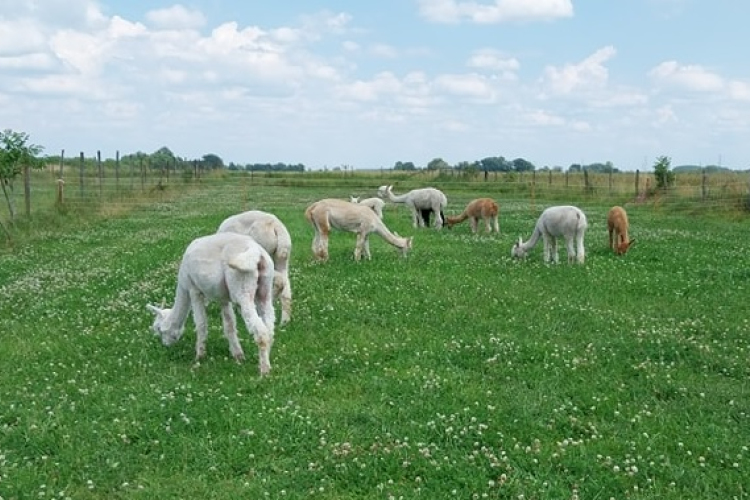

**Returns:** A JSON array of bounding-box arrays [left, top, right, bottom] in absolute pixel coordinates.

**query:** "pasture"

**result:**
[[1, 181, 749, 499]]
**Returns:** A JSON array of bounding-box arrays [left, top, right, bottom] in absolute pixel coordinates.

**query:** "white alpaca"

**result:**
[[305, 198, 412, 261], [146, 232, 276, 375], [349, 196, 385, 219], [217, 210, 293, 326], [377, 185, 447, 229], [511, 205, 588, 264]]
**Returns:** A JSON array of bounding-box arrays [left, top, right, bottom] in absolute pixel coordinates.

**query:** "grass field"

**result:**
[[1, 181, 749, 499]]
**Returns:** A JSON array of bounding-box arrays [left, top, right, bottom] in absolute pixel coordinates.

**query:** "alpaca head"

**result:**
[[394, 233, 413, 257], [511, 237, 528, 259], [615, 239, 635, 255], [146, 303, 184, 346], [377, 185, 389, 198], [350, 196, 360, 203]]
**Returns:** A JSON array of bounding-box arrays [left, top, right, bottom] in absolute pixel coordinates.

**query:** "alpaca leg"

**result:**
[[542, 235, 552, 263], [565, 238, 577, 265], [363, 234, 371, 260], [189, 290, 209, 360], [608, 228, 615, 250], [220, 302, 245, 362], [435, 208, 444, 229], [237, 300, 274, 376], [549, 237, 560, 264], [354, 232, 366, 261], [492, 215, 499, 233], [412, 208, 423, 228], [255, 271, 276, 332], [277, 272, 292, 326], [576, 235, 586, 264], [470, 217, 478, 234]]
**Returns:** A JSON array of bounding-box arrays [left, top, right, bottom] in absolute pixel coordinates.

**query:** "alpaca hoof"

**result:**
[[233, 352, 246, 363]]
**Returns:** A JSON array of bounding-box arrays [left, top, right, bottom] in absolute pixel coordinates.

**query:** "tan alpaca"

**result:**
[[445, 198, 499, 234], [305, 199, 412, 261], [607, 206, 635, 255]]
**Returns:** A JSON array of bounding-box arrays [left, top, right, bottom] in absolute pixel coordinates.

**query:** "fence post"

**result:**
[[97, 150, 102, 197], [79, 152, 85, 198], [635, 169, 640, 198], [701, 168, 708, 200], [24, 165, 31, 217], [59, 149, 65, 179], [115, 150, 120, 191], [609, 170, 613, 194]]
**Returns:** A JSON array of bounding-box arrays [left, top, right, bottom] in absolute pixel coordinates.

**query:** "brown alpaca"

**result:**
[[446, 198, 499, 234], [607, 206, 635, 254]]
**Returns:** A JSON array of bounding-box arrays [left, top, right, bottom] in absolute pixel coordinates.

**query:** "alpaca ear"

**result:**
[[517, 236, 522, 246], [146, 304, 162, 315]]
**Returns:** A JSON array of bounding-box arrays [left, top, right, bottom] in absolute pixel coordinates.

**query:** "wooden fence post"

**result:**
[[79, 152, 84, 198], [97, 150, 102, 197], [58, 149, 64, 179], [115, 150, 120, 191], [635, 169, 640, 198], [23, 165, 30, 217], [701, 168, 708, 200]]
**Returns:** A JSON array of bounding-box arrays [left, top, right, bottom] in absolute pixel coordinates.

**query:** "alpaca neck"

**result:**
[[386, 189, 408, 203], [449, 211, 469, 224], [521, 227, 543, 251], [165, 285, 192, 333], [372, 220, 408, 248]]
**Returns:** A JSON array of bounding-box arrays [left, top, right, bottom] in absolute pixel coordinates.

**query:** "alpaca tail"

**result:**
[[228, 247, 268, 273]]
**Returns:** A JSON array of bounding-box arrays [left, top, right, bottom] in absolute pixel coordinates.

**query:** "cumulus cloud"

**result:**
[[540, 45, 616, 95], [418, 0, 573, 24], [649, 61, 724, 92], [145, 5, 206, 30], [434, 73, 495, 100]]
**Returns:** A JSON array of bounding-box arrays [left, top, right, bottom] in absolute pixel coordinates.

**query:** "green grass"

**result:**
[[1, 183, 749, 499]]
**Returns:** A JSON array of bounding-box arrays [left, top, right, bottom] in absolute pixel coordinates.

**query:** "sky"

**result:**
[[1, 0, 749, 171]]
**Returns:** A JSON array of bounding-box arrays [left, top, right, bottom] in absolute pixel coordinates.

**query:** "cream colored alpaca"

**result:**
[[446, 198, 499, 233], [512, 205, 588, 264], [217, 210, 293, 326], [305, 198, 412, 261], [377, 185, 447, 229], [607, 206, 635, 255], [350, 196, 385, 219], [146, 233, 275, 376]]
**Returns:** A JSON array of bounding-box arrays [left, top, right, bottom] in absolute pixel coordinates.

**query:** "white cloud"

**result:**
[[145, 5, 206, 30], [727, 80, 750, 102], [649, 61, 724, 92], [467, 49, 519, 74], [418, 0, 573, 24], [540, 45, 616, 95], [434, 73, 495, 100]]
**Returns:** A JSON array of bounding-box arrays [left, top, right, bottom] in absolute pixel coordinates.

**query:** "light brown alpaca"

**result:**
[[607, 206, 635, 255], [305, 198, 412, 261], [445, 198, 499, 234]]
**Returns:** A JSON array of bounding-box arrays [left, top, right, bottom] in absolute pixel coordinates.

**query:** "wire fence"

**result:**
[[4, 161, 750, 227]]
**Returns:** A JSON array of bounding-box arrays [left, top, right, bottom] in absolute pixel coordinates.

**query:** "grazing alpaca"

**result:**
[[146, 233, 275, 376], [305, 198, 412, 261], [446, 198, 500, 234], [349, 196, 386, 219], [511, 205, 588, 264], [607, 206, 635, 255], [217, 210, 293, 326], [377, 185, 447, 229]]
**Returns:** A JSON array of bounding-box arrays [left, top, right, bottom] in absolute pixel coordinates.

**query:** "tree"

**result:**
[[394, 161, 416, 171], [0, 129, 44, 222], [653, 155, 674, 190], [202, 153, 224, 170], [511, 157, 536, 172], [426, 158, 451, 170]]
